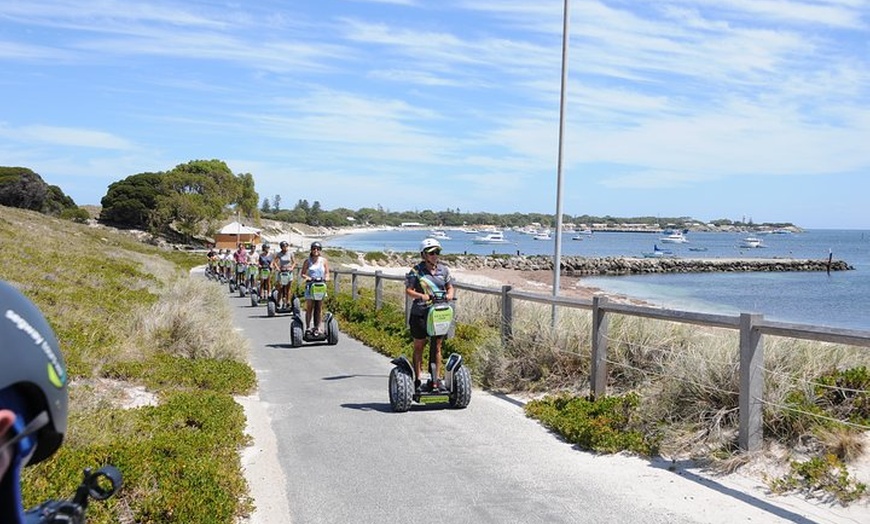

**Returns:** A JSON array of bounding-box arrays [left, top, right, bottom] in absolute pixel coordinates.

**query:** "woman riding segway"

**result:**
[[388, 238, 471, 412], [268, 241, 297, 317], [300, 241, 329, 336]]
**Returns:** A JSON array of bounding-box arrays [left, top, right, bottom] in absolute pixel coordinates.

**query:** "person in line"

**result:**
[[404, 238, 454, 391], [245, 244, 258, 290], [300, 241, 330, 336], [233, 242, 248, 287], [206, 246, 218, 277], [271, 241, 297, 309], [0, 280, 69, 524], [221, 249, 233, 281], [257, 244, 275, 299]]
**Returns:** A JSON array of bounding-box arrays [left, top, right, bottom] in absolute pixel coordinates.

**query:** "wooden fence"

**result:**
[[330, 268, 870, 452]]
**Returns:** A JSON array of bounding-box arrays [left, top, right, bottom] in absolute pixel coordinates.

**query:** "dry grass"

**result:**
[[132, 277, 249, 361]]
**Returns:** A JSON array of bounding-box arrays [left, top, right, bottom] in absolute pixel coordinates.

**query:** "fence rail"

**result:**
[[330, 268, 870, 452]]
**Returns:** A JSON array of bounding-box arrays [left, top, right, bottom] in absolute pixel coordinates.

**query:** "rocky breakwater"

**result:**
[[376, 253, 853, 276]]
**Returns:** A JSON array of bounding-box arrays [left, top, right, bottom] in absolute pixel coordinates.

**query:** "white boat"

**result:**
[[472, 231, 508, 244], [533, 230, 552, 240], [459, 227, 479, 234], [659, 231, 688, 244], [740, 237, 765, 248], [574, 228, 593, 236], [429, 230, 451, 240]]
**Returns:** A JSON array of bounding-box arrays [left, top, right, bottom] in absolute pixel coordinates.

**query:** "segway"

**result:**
[[267, 270, 297, 317], [289, 278, 339, 346], [234, 263, 248, 297], [249, 267, 271, 308], [388, 293, 471, 412]]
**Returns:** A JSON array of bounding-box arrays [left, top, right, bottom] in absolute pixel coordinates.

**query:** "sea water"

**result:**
[[329, 228, 870, 331]]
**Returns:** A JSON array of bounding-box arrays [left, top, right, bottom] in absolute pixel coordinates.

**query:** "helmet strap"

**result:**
[[0, 411, 48, 466]]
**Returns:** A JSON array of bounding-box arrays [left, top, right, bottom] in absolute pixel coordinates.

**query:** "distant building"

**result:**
[[215, 221, 261, 249]]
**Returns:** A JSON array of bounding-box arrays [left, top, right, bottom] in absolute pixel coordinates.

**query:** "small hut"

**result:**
[[215, 221, 261, 249]]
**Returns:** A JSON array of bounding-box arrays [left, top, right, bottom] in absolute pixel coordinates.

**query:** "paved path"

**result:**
[[228, 289, 864, 524]]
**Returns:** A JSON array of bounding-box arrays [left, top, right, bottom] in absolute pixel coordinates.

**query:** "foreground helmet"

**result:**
[[279, 241, 289, 249], [419, 238, 442, 253], [0, 281, 68, 466], [310, 241, 322, 250]]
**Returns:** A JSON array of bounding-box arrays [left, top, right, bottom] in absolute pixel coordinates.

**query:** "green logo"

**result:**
[[47, 362, 65, 388]]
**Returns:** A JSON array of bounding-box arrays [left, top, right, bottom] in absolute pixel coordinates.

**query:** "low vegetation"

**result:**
[[1, 206, 255, 523]]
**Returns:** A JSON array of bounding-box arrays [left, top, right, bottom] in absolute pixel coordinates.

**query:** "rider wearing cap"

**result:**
[[405, 238, 454, 391], [0, 280, 69, 524], [271, 241, 297, 308], [258, 243, 275, 299], [300, 241, 330, 336]]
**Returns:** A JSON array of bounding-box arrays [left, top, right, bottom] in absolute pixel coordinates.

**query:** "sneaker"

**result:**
[[414, 379, 422, 392]]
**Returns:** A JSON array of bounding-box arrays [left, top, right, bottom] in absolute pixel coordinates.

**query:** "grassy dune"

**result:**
[[1, 206, 256, 523]]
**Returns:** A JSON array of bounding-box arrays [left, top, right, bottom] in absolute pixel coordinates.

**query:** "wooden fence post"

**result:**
[[739, 313, 764, 452], [501, 285, 513, 346], [351, 270, 359, 301], [333, 271, 340, 295], [374, 270, 383, 310], [591, 295, 609, 399]]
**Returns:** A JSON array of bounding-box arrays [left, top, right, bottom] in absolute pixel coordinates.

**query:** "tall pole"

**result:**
[[552, 0, 571, 326]]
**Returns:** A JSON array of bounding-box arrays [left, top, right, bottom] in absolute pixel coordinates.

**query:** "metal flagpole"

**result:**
[[552, 0, 571, 327]]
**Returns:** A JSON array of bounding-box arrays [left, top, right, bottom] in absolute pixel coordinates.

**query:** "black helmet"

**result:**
[[310, 241, 322, 250], [279, 241, 289, 249], [0, 281, 68, 465]]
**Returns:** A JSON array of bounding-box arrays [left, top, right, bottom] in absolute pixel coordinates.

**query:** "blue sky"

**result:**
[[1, 1, 868, 229]]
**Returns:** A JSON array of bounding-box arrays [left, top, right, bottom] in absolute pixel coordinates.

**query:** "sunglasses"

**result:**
[[425, 249, 441, 256]]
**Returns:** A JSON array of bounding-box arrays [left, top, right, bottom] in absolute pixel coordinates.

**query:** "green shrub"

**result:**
[[769, 454, 867, 504], [771, 366, 870, 441], [524, 393, 656, 456], [104, 353, 256, 395], [363, 251, 388, 263]]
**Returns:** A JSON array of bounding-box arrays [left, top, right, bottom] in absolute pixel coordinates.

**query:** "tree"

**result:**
[[235, 173, 259, 220], [100, 172, 164, 228], [0, 167, 49, 211], [155, 160, 238, 239], [261, 198, 271, 214], [272, 194, 282, 212], [0, 166, 79, 216], [309, 200, 322, 225]]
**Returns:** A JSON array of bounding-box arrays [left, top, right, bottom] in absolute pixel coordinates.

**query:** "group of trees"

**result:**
[[0, 167, 88, 221], [100, 160, 259, 239]]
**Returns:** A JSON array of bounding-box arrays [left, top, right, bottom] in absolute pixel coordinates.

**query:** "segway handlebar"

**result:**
[[24, 465, 122, 524]]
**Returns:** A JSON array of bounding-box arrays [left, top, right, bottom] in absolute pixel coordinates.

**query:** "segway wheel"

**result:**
[[229, 281, 236, 293], [326, 315, 339, 345], [290, 318, 304, 348], [267, 300, 276, 317], [389, 366, 414, 412], [250, 290, 259, 308], [449, 365, 472, 409], [292, 296, 301, 316], [239, 284, 246, 298]]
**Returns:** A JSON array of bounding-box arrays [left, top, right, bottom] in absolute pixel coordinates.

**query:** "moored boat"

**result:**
[[472, 231, 508, 244]]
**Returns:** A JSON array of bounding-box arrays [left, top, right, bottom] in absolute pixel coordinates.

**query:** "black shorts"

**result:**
[[408, 314, 428, 340]]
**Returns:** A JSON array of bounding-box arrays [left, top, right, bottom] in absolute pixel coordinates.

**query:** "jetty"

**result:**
[[369, 253, 853, 277], [475, 256, 853, 276]]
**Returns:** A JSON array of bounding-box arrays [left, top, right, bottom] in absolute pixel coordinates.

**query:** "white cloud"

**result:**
[[0, 124, 133, 150]]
